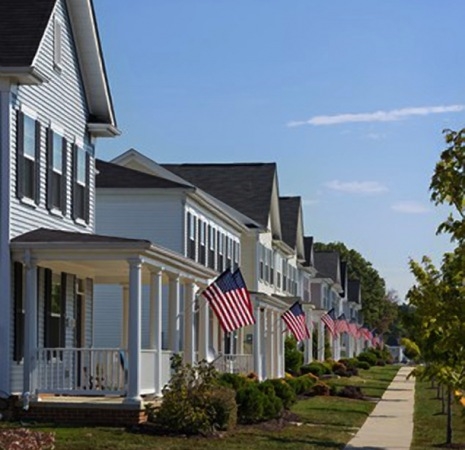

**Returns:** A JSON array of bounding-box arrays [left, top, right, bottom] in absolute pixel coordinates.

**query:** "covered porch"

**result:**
[[10, 228, 217, 406]]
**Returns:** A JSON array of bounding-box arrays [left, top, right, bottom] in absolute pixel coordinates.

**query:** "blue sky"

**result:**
[[94, 1, 465, 300]]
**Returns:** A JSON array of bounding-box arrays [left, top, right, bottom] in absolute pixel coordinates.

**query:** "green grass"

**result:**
[[411, 379, 465, 449], [0, 365, 401, 450]]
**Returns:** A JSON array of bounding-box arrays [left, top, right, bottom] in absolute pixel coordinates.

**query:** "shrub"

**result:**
[[297, 375, 317, 395], [285, 336, 303, 375], [339, 385, 364, 400], [151, 355, 236, 435], [269, 379, 296, 408], [236, 384, 265, 424], [376, 359, 386, 366], [339, 358, 358, 370], [356, 360, 371, 370], [285, 377, 303, 396], [218, 372, 249, 390], [357, 351, 378, 366], [309, 381, 330, 396], [300, 361, 330, 377]]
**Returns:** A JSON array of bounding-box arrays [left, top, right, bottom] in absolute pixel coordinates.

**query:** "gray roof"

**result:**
[[96, 160, 192, 190], [314, 251, 340, 283], [0, 0, 55, 67], [279, 197, 300, 250], [303, 236, 314, 267], [11, 228, 151, 245], [340, 261, 348, 297], [162, 162, 277, 227], [348, 280, 362, 304]]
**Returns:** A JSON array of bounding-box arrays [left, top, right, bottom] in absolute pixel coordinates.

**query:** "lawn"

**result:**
[[411, 379, 465, 449], [1, 365, 400, 450]]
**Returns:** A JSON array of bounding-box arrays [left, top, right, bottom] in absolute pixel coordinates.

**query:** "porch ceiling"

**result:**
[[10, 228, 216, 286]]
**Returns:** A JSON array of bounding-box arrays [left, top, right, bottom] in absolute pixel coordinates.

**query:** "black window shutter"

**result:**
[[44, 268, 52, 347], [16, 111, 25, 200], [60, 272, 67, 348], [84, 151, 90, 224], [71, 144, 78, 220], [34, 121, 41, 205], [61, 138, 67, 214], [13, 262, 24, 362], [46, 129, 53, 211]]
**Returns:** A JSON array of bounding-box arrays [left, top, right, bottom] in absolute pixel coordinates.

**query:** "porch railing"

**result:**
[[36, 348, 127, 396], [213, 354, 254, 375]]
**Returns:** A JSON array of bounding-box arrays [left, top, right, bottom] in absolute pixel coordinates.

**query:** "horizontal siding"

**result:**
[[10, 0, 95, 238], [96, 192, 184, 254]]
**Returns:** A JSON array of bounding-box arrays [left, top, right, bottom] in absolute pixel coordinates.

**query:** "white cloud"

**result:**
[[391, 201, 431, 214], [287, 104, 465, 127], [325, 180, 388, 195]]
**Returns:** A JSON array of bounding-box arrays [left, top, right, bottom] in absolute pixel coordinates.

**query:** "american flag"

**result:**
[[282, 302, 311, 342], [348, 321, 359, 337], [335, 313, 349, 335], [202, 268, 255, 333], [321, 308, 336, 337]]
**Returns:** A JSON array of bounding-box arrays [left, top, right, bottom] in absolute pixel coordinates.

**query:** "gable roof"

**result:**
[[0, 0, 55, 68], [348, 280, 362, 304], [162, 162, 277, 228], [303, 236, 314, 267], [0, 0, 118, 136], [314, 251, 341, 284], [340, 261, 348, 297], [96, 159, 193, 190], [279, 197, 301, 250]]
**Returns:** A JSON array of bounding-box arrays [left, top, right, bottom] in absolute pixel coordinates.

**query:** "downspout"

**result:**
[[0, 79, 12, 394]]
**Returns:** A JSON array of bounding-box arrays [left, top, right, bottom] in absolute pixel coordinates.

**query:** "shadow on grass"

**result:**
[[263, 434, 344, 448]]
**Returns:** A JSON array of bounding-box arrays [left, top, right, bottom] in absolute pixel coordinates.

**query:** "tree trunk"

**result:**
[[437, 383, 441, 399], [441, 384, 445, 414], [446, 385, 452, 445]]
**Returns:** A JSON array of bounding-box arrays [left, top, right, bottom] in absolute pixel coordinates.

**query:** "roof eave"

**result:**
[[0, 66, 48, 85], [88, 122, 121, 138]]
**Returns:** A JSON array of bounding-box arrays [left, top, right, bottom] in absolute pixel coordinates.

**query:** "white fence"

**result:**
[[213, 354, 254, 375]]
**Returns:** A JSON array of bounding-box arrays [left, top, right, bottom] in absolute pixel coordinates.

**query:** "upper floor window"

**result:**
[[226, 236, 232, 269], [199, 220, 207, 265], [282, 259, 287, 291], [72, 146, 89, 222], [208, 225, 216, 270], [217, 231, 224, 271], [187, 212, 196, 260], [233, 241, 239, 271], [47, 129, 67, 214], [258, 244, 264, 280], [16, 112, 41, 204]]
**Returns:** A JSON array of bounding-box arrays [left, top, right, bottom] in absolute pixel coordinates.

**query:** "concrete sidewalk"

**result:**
[[344, 366, 415, 450]]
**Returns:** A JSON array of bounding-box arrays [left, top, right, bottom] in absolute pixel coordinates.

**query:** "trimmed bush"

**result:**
[[357, 351, 378, 366], [339, 385, 364, 400], [339, 358, 358, 370], [297, 375, 317, 395], [269, 379, 296, 408], [309, 381, 331, 396], [285, 336, 303, 375], [236, 385, 265, 424], [218, 372, 249, 390], [356, 360, 371, 370], [300, 361, 331, 377]]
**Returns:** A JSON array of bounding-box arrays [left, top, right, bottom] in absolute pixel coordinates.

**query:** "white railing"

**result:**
[[36, 348, 127, 396], [213, 354, 254, 375]]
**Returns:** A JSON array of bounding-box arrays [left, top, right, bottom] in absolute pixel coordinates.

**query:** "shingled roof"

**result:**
[[348, 280, 362, 304], [162, 163, 277, 227], [0, 0, 55, 67], [96, 160, 193, 190], [279, 197, 301, 250], [314, 251, 341, 284], [340, 261, 348, 297], [303, 236, 314, 267]]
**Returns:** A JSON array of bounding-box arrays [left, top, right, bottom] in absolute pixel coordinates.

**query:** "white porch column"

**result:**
[[198, 292, 209, 361], [266, 309, 275, 379], [277, 315, 285, 378], [168, 274, 180, 353], [211, 313, 219, 354], [149, 269, 163, 395], [237, 327, 244, 355], [253, 302, 262, 380], [23, 256, 37, 396], [303, 307, 313, 364], [183, 281, 196, 365], [121, 284, 129, 349], [317, 320, 325, 361], [125, 258, 142, 404]]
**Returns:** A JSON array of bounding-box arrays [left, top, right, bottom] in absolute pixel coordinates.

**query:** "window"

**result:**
[[54, 17, 63, 70], [226, 236, 232, 269], [16, 112, 40, 203], [47, 129, 67, 213], [270, 250, 275, 286], [282, 259, 287, 292], [233, 241, 239, 271], [72, 146, 89, 222], [44, 270, 66, 349], [208, 225, 216, 270], [259, 244, 264, 280], [187, 212, 196, 260], [199, 220, 206, 265], [217, 231, 224, 271]]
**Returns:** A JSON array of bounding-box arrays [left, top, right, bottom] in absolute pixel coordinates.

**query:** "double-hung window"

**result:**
[[47, 130, 67, 214], [199, 220, 206, 265], [72, 146, 89, 222], [44, 270, 66, 350], [16, 112, 41, 203], [187, 212, 196, 260], [226, 236, 232, 269], [259, 244, 264, 280], [208, 225, 216, 270], [233, 241, 239, 271], [217, 231, 224, 271]]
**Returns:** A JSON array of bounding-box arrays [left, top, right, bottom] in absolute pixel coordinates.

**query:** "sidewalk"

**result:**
[[344, 366, 415, 450]]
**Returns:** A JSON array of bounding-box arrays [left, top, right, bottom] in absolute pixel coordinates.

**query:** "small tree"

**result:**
[[284, 336, 303, 375]]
